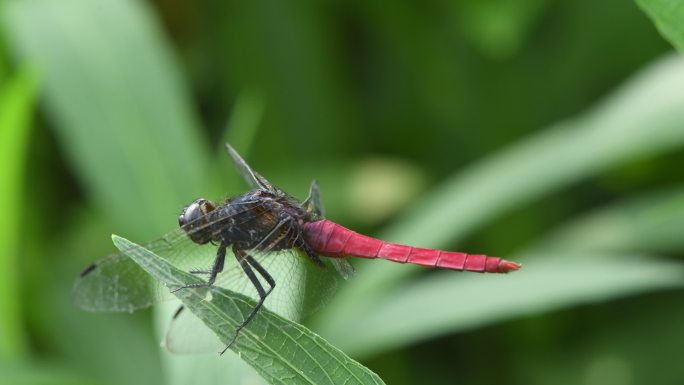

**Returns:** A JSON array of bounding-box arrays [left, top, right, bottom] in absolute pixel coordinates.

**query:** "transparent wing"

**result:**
[[73, 201, 263, 312], [73, 228, 201, 312], [224, 143, 279, 193], [75, 211, 343, 316], [75, 144, 347, 322], [212, 248, 340, 321], [302, 179, 324, 218], [163, 248, 342, 354], [74, 233, 342, 316], [163, 306, 224, 354], [329, 258, 356, 280]]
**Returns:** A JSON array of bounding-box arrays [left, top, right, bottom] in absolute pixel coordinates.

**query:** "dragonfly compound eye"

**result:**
[[179, 198, 216, 244]]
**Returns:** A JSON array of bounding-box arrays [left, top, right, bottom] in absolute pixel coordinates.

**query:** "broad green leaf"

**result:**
[[318, 53, 684, 333], [3, 0, 208, 236], [636, 0, 684, 52], [155, 301, 268, 385], [113, 235, 385, 385], [0, 67, 37, 361]]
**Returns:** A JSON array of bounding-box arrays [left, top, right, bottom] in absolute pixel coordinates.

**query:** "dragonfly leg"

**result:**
[[172, 242, 227, 292], [244, 253, 276, 291], [221, 247, 275, 354]]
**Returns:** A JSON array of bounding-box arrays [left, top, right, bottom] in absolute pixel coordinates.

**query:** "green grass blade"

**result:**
[[113, 235, 385, 385], [636, 0, 684, 52], [319, 53, 684, 332], [380, 53, 684, 250], [3, 0, 208, 235], [0, 362, 98, 385], [5, 1, 210, 382], [0, 25, 7, 82], [322, 184, 684, 356], [209, 89, 266, 197], [221, 89, 265, 157], [0, 67, 37, 361], [326, 254, 684, 358], [529, 185, 684, 255]]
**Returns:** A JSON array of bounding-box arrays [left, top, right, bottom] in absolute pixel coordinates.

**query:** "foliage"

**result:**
[[637, 0, 684, 52], [0, 0, 683, 384], [113, 235, 384, 385], [0, 66, 37, 361]]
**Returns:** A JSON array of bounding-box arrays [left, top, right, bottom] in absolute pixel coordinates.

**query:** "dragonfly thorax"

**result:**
[[178, 191, 304, 250]]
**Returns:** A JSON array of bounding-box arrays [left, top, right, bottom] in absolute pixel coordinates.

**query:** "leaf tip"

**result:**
[[111, 234, 130, 251]]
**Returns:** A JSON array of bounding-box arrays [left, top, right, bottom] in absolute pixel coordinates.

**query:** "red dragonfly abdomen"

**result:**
[[303, 219, 520, 273]]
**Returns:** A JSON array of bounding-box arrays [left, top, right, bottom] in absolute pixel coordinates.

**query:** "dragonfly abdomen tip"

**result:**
[[498, 261, 521, 273]]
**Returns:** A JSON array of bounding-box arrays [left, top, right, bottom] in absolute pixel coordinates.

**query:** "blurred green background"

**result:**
[[1, 0, 684, 384]]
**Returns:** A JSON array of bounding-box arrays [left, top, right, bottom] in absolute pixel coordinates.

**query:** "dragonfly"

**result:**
[[74, 144, 520, 353]]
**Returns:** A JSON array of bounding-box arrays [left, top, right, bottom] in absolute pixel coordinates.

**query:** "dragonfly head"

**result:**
[[179, 198, 217, 244]]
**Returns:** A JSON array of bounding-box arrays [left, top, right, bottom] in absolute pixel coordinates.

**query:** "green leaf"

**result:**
[[155, 299, 269, 385], [380, 53, 684, 252], [221, 89, 266, 157], [0, 67, 38, 361], [636, 0, 684, 52], [4, 0, 212, 381], [0, 24, 7, 82], [113, 235, 385, 385], [210, 89, 266, 197], [3, 0, 208, 236], [528, 185, 684, 255], [317, 54, 684, 335]]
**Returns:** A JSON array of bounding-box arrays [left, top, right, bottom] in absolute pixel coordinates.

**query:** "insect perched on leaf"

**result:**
[[74, 144, 520, 354]]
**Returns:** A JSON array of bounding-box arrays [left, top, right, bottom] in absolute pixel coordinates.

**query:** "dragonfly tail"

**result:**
[[303, 220, 520, 274]]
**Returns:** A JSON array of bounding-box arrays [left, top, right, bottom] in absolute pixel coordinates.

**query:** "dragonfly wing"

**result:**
[[213, 248, 339, 321], [328, 257, 356, 280], [224, 143, 277, 193], [163, 305, 223, 354], [73, 200, 271, 312], [73, 229, 218, 312], [210, 216, 340, 321], [74, 253, 155, 313], [302, 179, 325, 218], [163, 249, 341, 354]]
